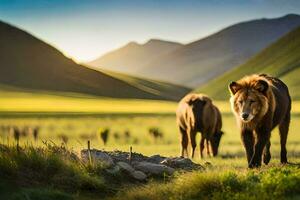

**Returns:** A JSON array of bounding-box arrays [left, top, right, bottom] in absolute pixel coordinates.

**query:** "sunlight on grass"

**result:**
[[0, 90, 177, 113], [0, 89, 299, 114]]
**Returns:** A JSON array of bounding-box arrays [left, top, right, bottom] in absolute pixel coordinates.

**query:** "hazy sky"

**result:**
[[0, 0, 299, 62]]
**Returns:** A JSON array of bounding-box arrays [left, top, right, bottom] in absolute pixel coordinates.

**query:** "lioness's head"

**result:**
[[228, 75, 270, 123]]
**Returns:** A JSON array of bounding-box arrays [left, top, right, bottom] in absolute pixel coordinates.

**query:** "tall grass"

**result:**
[[113, 165, 300, 200], [0, 143, 112, 200]]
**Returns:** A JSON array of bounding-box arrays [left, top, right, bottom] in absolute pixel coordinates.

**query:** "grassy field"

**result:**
[[113, 161, 300, 200], [0, 89, 300, 157], [1, 91, 300, 200], [0, 89, 177, 114], [1, 89, 300, 114], [2, 112, 300, 158], [1, 140, 300, 200]]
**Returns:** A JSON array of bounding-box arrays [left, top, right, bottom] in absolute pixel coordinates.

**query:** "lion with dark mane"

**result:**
[[229, 74, 291, 168]]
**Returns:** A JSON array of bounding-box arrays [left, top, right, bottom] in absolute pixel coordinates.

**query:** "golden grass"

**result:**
[[1, 89, 299, 114], [0, 90, 177, 113], [0, 89, 299, 160]]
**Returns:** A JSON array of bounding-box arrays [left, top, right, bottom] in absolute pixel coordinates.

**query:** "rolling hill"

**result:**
[[98, 69, 190, 101], [196, 26, 300, 100], [0, 20, 189, 101], [88, 39, 183, 75], [90, 14, 300, 88]]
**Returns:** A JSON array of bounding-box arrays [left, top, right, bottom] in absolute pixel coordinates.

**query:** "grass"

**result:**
[[2, 144, 300, 200], [1, 89, 300, 114], [0, 89, 177, 114], [0, 143, 125, 200], [113, 162, 300, 200], [1, 92, 300, 199], [1, 101, 300, 157]]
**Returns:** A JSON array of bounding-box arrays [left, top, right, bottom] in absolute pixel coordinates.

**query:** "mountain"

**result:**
[[88, 39, 183, 75], [196, 26, 300, 100], [90, 14, 300, 88], [140, 14, 300, 87], [0, 21, 188, 100]]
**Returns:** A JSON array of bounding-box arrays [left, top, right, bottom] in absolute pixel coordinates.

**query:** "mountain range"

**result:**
[[89, 14, 300, 88], [0, 21, 189, 101], [89, 39, 183, 75]]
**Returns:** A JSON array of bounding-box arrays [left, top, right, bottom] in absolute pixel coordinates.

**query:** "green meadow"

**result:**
[[1, 89, 300, 157], [1, 91, 300, 200]]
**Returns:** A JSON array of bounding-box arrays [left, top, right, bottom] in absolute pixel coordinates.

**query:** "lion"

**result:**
[[176, 93, 224, 158], [229, 74, 291, 168]]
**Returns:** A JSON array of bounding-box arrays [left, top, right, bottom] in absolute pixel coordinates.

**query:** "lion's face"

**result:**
[[233, 90, 263, 122], [229, 79, 269, 124]]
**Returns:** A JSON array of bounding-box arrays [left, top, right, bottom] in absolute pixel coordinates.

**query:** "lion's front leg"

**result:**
[[249, 128, 271, 168], [241, 129, 254, 165]]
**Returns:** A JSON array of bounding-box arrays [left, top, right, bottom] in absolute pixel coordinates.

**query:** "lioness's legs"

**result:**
[[200, 136, 205, 159], [263, 140, 271, 165], [179, 127, 188, 157], [206, 139, 211, 157], [190, 130, 197, 158], [279, 112, 290, 164], [241, 129, 254, 164]]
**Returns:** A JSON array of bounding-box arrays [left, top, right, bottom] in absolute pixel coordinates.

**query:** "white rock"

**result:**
[[133, 161, 175, 176], [81, 150, 114, 167]]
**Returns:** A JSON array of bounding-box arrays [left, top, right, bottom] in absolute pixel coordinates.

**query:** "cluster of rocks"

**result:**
[[81, 149, 204, 181]]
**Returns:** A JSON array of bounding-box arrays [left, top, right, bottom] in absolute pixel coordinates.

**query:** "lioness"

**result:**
[[176, 93, 223, 158]]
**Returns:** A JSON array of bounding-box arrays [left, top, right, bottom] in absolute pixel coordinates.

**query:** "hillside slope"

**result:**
[[0, 21, 187, 100], [138, 14, 300, 87], [99, 69, 190, 101], [88, 39, 183, 75], [196, 26, 300, 100]]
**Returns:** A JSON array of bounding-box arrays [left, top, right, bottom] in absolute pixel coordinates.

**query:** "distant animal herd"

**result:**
[[177, 74, 291, 168]]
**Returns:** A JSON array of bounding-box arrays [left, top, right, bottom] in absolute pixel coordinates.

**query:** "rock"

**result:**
[[81, 149, 114, 167], [131, 170, 147, 181], [106, 165, 120, 174], [81, 149, 204, 178], [133, 161, 175, 176], [117, 161, 135, 173], [160, 157, 203, 170], [106, 150, 148, 163], [147, 154, 166, 164], [116, 161, 147, 181]]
